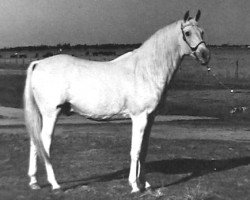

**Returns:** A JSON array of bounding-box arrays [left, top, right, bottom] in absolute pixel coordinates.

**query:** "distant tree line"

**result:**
[[92, 51, 116, 56], [10, 54, 27, 58], [0, 43, 142, 52], [1, 43, 249, 52], [208, 44, 250, 48]]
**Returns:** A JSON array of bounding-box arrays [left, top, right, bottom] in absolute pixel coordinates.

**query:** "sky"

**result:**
[[0, 0, 249, 48]]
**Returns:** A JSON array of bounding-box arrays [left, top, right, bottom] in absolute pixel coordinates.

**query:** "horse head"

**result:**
[[180, 10, 210, 65]]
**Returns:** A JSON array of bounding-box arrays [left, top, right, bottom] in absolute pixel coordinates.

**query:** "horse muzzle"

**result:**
[[194, 46, 210, 66]]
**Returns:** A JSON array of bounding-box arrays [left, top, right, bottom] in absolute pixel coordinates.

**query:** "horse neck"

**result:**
[[135, 21, 183, 88]]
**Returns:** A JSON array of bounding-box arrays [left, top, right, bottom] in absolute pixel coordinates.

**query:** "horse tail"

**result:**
[[24, 61, 50, 163]]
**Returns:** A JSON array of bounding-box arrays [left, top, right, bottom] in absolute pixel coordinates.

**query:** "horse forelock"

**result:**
[[182, 18, 198, 28]]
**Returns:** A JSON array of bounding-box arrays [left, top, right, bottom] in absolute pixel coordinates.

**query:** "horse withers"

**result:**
[[24, 10, 210, 193]]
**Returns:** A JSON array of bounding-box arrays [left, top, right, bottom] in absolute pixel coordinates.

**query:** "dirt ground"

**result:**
[[0, 114, 250, 200]]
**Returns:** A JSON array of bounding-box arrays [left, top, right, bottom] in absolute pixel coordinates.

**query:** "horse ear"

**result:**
[[195, 10, 201, 21], [183, 10, 190, 22]]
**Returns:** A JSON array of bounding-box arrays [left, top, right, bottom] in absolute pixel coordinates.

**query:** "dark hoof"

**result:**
[[29, 183, 41, 190], [52, 188, 63, 194]]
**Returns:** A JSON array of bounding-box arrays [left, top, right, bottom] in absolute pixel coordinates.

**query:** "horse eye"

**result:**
[[185, 31, 190, 37]]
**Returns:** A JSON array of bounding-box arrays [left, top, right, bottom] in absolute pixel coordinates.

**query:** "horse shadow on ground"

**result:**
[[57, 156, 250, 191]]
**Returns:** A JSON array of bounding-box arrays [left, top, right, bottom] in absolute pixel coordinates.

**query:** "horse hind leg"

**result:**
[[28, 140, 40, 189], [41, 111, 61, 190]]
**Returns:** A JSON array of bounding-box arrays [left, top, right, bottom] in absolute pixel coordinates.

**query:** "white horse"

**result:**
[[24, 10, 210, 193]]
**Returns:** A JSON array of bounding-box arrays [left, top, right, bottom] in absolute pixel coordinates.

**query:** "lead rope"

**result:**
[[206, 66, 234, 92], [206, 65, 247, 115], [170, 65, 247, 115]]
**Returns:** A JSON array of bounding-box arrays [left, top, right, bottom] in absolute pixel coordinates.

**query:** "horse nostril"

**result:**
[[201, 49, 210, 61], [199, 48, 210, 65], [201, 51, 207, 59]]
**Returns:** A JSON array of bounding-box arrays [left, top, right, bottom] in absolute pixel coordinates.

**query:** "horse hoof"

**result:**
[[131, 187, 140, 193], [29, 183, 41, 190], [145, 181, 151, 189], [53, 188, 63, 194]]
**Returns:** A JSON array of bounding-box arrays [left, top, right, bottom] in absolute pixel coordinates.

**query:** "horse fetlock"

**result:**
[[51, 182, 61, 190], [130, 182, 141, 193], [129, 178, 148, 193], [47, 175, 60, 190], [29, 175, 38, 184]]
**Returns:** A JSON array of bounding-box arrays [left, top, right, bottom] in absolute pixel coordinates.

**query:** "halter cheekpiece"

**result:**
[[181, 23, 206, 52]]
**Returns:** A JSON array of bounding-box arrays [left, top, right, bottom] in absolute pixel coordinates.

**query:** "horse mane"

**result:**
[[140, 20, 181, 50], [133, 20, 183, 85]]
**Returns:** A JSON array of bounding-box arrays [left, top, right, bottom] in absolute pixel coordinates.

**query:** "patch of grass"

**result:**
[[184, 183, 212, 200], [0, 74, 25, 108], [164, 183, 216, 200]]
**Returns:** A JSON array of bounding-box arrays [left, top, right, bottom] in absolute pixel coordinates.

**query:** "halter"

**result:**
[[181, 24, 206, 53]]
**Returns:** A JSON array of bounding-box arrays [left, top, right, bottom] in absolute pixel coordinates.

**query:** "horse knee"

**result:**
[[130, 150, 140, 162]]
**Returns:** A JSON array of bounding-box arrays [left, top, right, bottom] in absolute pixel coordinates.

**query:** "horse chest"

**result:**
[[127, 82, 162, 115]]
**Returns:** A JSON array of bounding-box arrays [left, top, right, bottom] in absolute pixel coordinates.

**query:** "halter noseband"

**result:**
[[181, 24, 206, 53]]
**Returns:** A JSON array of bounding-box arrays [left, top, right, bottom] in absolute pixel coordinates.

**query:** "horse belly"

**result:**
[[69, 83, 127, 119]]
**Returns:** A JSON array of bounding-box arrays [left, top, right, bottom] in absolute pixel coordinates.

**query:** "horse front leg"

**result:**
[[129, 112, 149, 193]]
